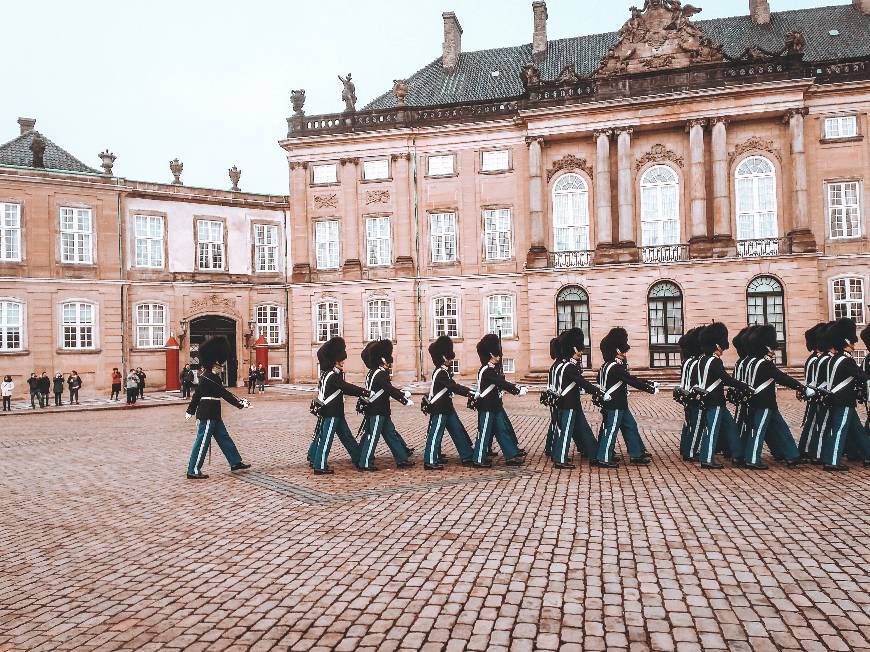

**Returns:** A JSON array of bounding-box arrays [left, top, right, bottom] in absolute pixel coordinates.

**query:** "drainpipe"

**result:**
[[412, 139, 423, 381], [117, 183, 128, 380], [283, 206, 291, 382]]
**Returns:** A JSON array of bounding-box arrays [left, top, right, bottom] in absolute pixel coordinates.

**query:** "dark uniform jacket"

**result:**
[[825, 352, 869, 408], [548, 359, 566, 393], [680, 355, 700, 392], [597, 360, 651, 411], [475, 363, 519, 412], [364, 367, 408, 416], [186, 371, 245, 420], [428, 365, 471, 414], [317, 367, 366, 418], [695, 355, 745, 407], [803, 353, 820, 387], [556, 359, 599, 410], [746, 358, 802, 410]]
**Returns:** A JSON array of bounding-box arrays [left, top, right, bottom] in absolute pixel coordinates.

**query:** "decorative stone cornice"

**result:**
[[615, 127, 634, 136], [289, 161, 309, 171], [339, 157, 360, 166], [525, 136, 545, 147], [592, 129, 614, 140], [547, 155, 593, 182], [313, 194, 338, 209], [710, 116, 731, 127], [728, 136, 782, 166], [635, 144, 684, 171], [783, 107, 810, 124], [685, 118, 709, 132]]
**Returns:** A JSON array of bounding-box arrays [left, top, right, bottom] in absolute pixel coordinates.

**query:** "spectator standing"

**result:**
[[125, 370, 139, 405], [68, 371, 82, 405], [27, 373, 41, 408], [136, 368, 146, 399], [181, 365, 194, 399], [52, 372, 65, 406], [2, 375, 13, 412], [110, 368, 122, 400], [247, 364, 257, 395], [38, 373, 51, 409], [257, 364, 266, 394]]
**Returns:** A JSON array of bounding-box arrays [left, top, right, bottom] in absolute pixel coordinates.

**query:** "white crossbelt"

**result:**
[[474, 366, 496, 399], [428, 368, 450, 404]]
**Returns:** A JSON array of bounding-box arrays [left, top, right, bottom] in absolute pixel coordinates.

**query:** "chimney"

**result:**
[[17, 117, 36, 135], [855, 0, 870, 15], [532, 1, 548, 61], [442, 12, 463, 73], [750, 0, 771, 25]]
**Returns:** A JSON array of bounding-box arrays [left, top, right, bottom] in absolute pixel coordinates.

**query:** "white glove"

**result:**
[[405, 397, 415, 406], [518, 386, 529, 397], [804, 387, 816, 398], [402, 390, 412, 400], [651, 382, 660, 396], [185, 412, 193, 421], [240, 398, 251, 409]]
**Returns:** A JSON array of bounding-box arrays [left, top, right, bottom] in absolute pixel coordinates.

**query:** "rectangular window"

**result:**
[[481, 150, 510, 172], [428, 154, 455, 177], [448, 359, 460, 375], [502, 358, 516, 374], [315, 220, 340, 269], [833, 278, 866, 324], [484, 209, 512, 261], [134, 215, 164, 268], [316, 301, 340, 343], [256, 305, 282, 345], [430, 212, 457, 263], [268, 364, 282, 380], [62, 302, 95, 349], [363, 159, 390, 181], [197, 220, 225, 270], [136, 304, 166, 348], [827, 182, 862, 239], [0, 301, 22, 351], [60, 207, 93, 264], [433, 297, 459, 338], [0, 203, 21, 262], [367, 299, 393, 341], [366, 217, 391, 266], [824, 116, 858, 140], [487, 295, 515, 337], [312, 164, 338, 185], [254, 223, 280, 272]]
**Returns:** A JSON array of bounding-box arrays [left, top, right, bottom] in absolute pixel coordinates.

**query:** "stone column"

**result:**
[[615, 128, 639, 260], [593, 129, 613, 250], [687, 119, 710, 257], [391, 152, 414, 274], [340, 157, 362, 277], [710, 117, 735, 256], [289, 162, 311, 282], [785, 108, 816, 252], [526, 137, 548, 268]]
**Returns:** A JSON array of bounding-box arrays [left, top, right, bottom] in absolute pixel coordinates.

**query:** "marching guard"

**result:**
[[863, 324, 870, 430], [185, 336, 252, 480], [544, 337, 565, 458], [797, 324, 825, 461], [594, 328, 657, 468], [422, 336, 475, 470], [676, 327, 703, 461]]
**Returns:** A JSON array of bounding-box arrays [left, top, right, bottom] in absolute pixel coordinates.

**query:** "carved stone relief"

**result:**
[[314, 194, 338, 209], [728, 137, 782, 166], [635, 144, 685, 171], [546, 155, 593, 182], [365, 190, 391, 205]]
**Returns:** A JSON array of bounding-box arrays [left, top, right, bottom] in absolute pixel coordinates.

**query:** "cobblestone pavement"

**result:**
[[1, 394, 869, 652]]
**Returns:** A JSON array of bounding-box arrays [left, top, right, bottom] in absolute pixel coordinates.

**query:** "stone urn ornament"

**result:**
[[99, 150, 116, 175], [291, 89, 306, 115], [228, 165, 241, 192], [392, 79, 408, 106], [169, 158, 183, 185]]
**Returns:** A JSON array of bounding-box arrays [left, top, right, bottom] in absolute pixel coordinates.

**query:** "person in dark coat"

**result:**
[[545, 337, 565, 458], [52, 372, 65, 406], [67, 371, 82, 405], [257, 364, 266, 393], [136, 368, 146, 399], [38, 373, 51, 409], [27, 373, 41, 409], [247, 364, 257, 395], [797, 324, 825, 461], [422, 336, 474, 470], [180, 365, 194, 399]]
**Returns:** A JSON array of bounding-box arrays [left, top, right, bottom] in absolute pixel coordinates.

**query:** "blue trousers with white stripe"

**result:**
[[797, 403, 820, 459], [595, 409, 645, 464], [699, 406, 741, 465], [545, 408, 557, 456], [473, 409, 520, 464], [424, 411, 474, 466], [313, 416, 360, 471], [187, 418, 242, 476], [358, 414, 410, 469], [679, 406, 704, 459], [552, 408, 598, 465], [822, 406, 870, 466], [745, 408, 799, 465]]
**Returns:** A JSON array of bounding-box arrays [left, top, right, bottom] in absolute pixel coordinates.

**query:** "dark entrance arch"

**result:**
[[189, 315, 238, 386]]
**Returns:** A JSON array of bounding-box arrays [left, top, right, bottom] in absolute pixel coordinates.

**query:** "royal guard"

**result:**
[[471, 334, 528, 468], [677, 327, 703, 461], [544, 337, 565, 458], [805, 323, 835, 463], [731, 326, 756, 455], [357, 340, 415, 471], [422, 336, 475, 470], [310, 337, 366, 475], [862, 324, 870, 430], [594, 327, 657, 469], [185, 336, 252, 480], [797, 323, 825, 461]]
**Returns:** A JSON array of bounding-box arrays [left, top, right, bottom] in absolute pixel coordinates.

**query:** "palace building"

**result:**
[[2, 0, 870, 394]]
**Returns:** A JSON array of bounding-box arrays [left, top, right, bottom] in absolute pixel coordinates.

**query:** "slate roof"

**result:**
[[364, 4, 870, 110], [0, 130, 100, 175]]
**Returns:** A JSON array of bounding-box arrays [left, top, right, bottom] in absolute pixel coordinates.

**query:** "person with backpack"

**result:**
[[67, 371, 82, 405], [2, 375, 13, 412]]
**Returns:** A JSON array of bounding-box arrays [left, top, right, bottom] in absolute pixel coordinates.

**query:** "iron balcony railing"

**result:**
[[640, 244, 690, 264], [549, 250, 592, 269], [736, 237, 793, 258]]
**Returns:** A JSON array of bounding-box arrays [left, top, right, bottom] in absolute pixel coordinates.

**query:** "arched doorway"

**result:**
[[189, 315, 238, 386], [648, 281, 684, 368]]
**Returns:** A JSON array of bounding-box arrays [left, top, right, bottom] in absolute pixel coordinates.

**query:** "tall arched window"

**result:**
[[556, 286, 591, 368], [747, 276, 786, 364], [648, 281, 683, 368], [736, 156, 777, 241], [552, 174, 590, 252], [640, 165, 680, 247]]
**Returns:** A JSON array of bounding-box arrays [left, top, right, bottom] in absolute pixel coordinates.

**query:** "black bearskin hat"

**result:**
[[679, 327, 701, 357], [733, 327, 751, 358], [814, 323, 833, 353], [476, 334, 502, 364], [804, 323, 824, 352], [862, 323, 870, 350], [830, 317, 858, 351], [198, 336, 230, 368], [699, 322, 729, 354], [749, 324, 778, 357], [362, 339, 393, 369], [429, 336, 455, 366], [360, 341, 376, 370], [559, 328, 586, 359], [549, 337, 561, 361], [600, 327, 630, 362], [317, 336, 347, 371]]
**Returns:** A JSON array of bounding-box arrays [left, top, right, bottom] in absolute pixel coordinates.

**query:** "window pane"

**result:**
[[313, 164, 337, 184], [428, 155, 454, 176], [481, 150, 510, 172], [363, 159, 389, 180]]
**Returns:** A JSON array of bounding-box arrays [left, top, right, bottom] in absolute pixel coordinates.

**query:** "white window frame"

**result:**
[[60, 301, 97, 350], [502, 358, 516, 374], [366, 298, 394, 341], [312, 163, 338, 185], [484, 208, 513, 261], [0, 203, 22, 263], [135, 303, 167, 349], [481, 149, 511, 173], [315, 220, 340, 270], [448, 359, 460, 375], [486, 294, 515, 338], [362, 159, 390, 181], [824, 116, 858, 140], [552, 174, 591, 252], [0, 300, 24, 351], [430, 212, 457, 264], [366, 216, 392, 267], [831, 277, 866, 325], [268, 364, 282, 380], [427, 154, 455, 177], [640, 165, 681, 247], [133, 214, 165, 269], [255, 304, 283, 345], [826, 181, 862, 240], [432, 296, 459, 338], [59, 207, 93, 264], [735, 156, 778, 241], [196, 219, 225, 271], [314, 300, 341, 343], [254, 223, 280, 273]]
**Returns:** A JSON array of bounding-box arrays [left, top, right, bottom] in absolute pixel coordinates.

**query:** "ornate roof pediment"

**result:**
[[596, 0, 724, 78]]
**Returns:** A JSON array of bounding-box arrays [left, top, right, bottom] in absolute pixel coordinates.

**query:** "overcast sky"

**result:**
[[2, 0, 840, 194]]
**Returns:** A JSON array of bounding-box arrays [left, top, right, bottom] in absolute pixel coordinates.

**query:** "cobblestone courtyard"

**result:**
[[1, 394, 869, 652]]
